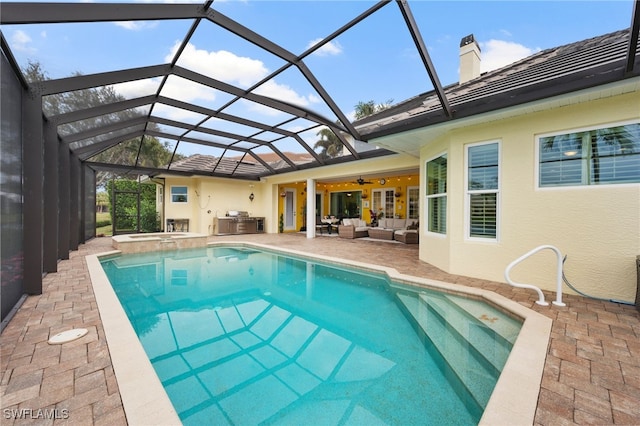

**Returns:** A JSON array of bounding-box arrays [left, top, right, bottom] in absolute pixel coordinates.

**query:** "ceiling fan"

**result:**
[[353, 176, 373, 185]]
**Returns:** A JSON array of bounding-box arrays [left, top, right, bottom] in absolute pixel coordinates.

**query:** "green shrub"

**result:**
[[96, 219, 112, 228]]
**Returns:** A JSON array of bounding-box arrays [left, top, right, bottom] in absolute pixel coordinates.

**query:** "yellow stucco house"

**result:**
[[158, 29, 639, 305]]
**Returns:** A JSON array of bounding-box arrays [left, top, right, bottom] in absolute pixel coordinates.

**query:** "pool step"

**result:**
[[396, 291, 510, 410], [443, 294, 521, 344], [421, 294, 514, 373]]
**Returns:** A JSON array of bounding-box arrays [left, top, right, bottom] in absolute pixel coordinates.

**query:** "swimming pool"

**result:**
[[97, 245, 527, 425]]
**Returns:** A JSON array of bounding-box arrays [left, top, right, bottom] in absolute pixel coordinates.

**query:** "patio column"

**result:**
[[58, 144, 70, 260], [22, 91, 43, 294], [306, 178, 316, 239], [43, 120, 59, 272], [69, 152, 80, 251]]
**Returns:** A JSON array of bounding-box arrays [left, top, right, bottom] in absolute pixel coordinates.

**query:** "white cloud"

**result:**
[[11, 30, 36, 53], [112, 79, 159, 99], [167, 41, 268, 87], [307, 38, 343, 56], [113, 21, 159, 31], [307, 93, 321, 104], [479, 39, 540, 73], [152, 103, 205, 123], [160, 41, 319, 118], [163, 76, 219, 103]]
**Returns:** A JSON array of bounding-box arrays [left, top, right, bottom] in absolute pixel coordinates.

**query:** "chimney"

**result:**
[[459, 34, 481, 84]]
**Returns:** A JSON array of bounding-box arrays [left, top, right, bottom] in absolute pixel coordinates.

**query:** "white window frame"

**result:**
[[406, 185, 420, 220], [372, 188, 395, 220], [535, 120, 640, 189], [425, 153, 447, 236], [170, 186, 188, 203], [465, 141, 501, 242]]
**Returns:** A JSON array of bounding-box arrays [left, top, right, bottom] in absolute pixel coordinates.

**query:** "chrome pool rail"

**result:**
[[504, 245, 566, 307]]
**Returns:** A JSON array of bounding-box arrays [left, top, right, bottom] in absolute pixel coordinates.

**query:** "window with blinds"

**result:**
[[539, 122, 640, 187], [466, 142, 499, 240], [426, 154, 447, 234]]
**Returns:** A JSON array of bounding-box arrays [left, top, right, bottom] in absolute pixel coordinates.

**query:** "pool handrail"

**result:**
[[504, 244, 566, 307]]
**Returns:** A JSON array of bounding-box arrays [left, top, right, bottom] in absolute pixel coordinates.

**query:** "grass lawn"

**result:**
[[96, 212, 112, 236]]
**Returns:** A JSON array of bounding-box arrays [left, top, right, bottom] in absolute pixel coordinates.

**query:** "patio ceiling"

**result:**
[[2, 1, 639, 181]]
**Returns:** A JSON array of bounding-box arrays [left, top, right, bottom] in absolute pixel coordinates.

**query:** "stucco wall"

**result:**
[[163, 177, 269, 235], [420, 91, 640, 302]]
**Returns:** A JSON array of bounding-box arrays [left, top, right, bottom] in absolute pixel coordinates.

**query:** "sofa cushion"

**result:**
[[395, 229, 417, 235], [378, 218, 393, 229], [343, 218, 353, 226], [392, 218, 407, 229], [355, 226, 369, 232], [379, 218, 410, 230]]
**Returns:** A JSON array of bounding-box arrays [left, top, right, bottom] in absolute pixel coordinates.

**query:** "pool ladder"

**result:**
[[504, 245, 565, 307]]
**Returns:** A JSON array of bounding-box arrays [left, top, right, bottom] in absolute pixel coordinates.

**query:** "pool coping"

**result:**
[[86, 241, 552, 426]]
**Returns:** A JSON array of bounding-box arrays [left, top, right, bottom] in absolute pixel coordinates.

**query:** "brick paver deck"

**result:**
[[1, 234, 638, 425]]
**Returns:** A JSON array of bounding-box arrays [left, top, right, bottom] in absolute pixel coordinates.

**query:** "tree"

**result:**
[[353, 99, 394, 120], [96, 191, 109, 213], [22, 61, 178, 188], [313, 128, 343, 159], [107, 179, 159, 233]]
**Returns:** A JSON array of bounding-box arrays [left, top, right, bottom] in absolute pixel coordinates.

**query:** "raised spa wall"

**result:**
[[111, 232, 208, 254]]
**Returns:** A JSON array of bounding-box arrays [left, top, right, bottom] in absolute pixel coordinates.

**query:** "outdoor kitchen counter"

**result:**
[[214, 216, 265, 235]]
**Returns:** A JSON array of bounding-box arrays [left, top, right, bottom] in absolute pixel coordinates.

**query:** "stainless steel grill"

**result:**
[[227, 210, 249, 218]]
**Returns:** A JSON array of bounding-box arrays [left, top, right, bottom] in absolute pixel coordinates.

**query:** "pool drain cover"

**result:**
[[48, 328, 88, 344]]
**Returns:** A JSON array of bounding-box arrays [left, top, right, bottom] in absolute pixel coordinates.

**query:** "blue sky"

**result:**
[[4, 0, 635, 156]]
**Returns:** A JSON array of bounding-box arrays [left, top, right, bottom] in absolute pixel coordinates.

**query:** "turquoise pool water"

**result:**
[[100, 246, 522, 425]]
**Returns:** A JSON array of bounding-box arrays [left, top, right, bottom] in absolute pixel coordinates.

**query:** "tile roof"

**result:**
[[356, 29, 639, 140], [167, 152, 314, 176]]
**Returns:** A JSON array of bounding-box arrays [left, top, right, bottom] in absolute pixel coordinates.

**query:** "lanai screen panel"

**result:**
[[152, 102, 209, 127], [57, 106, 150, 138], [200, 117, 266, 140], [0, 53, 25, 323], [85, 139, 143, 166]]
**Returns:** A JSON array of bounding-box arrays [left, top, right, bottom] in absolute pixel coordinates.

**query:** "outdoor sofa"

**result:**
[[368, 218, 419, 243], [338, 218, 370, 239]]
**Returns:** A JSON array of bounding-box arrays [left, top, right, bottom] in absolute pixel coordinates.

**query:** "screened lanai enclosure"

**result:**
[[0, 0, 461, 324], [1, 0, 639, 325]]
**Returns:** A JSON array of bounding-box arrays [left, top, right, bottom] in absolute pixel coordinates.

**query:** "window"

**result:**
[[171, 186, 188, 203], [538, 122, 640, 187], [372, 189, 395, 219], [330, 191, 362, 217], [426, 154, 447, 234], [466, 143, 499, 240], [407, 186, 419, 220]]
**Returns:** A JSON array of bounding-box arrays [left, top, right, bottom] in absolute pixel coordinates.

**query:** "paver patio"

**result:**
[[1, 234, 639, 425]]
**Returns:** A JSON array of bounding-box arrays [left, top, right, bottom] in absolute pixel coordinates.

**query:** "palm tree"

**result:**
[[354, 99, 394, 120], [313, 128, 343, 159]]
